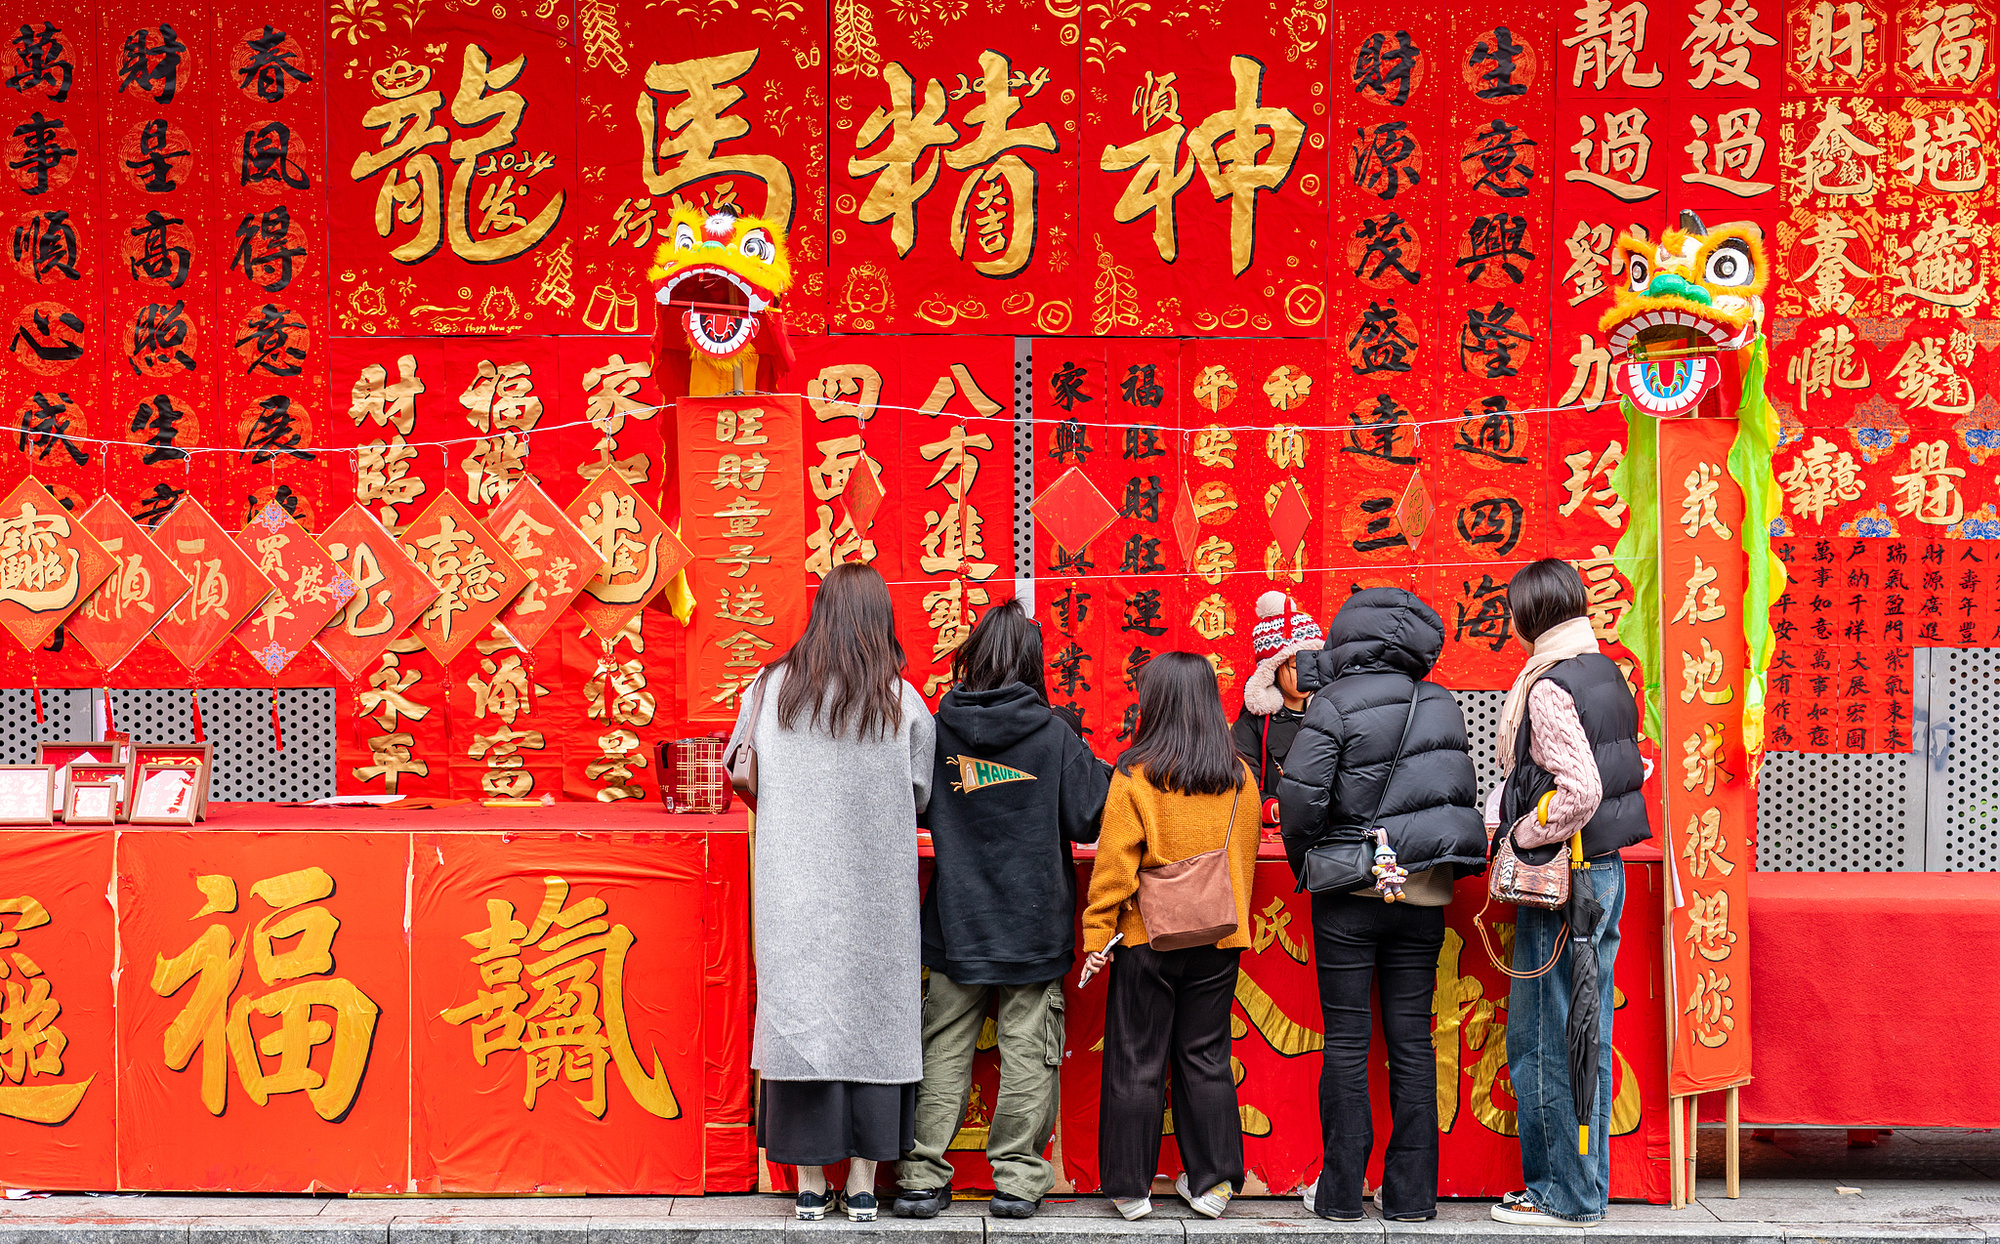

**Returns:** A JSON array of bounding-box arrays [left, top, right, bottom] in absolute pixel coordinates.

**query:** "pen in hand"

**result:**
[[1077, 932, 1124, 988]]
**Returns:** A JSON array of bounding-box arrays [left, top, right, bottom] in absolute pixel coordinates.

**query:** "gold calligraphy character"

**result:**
[[944, 51, 1057, 278], [580, 354, 658, 486], [1685, 889, 1737, 962], [1679, 637, 1733, 705], [1560, 443, 1627, 527], [850, 63, 958, 257], [1795, 215, 1872, 316], [1681, 806, 1736, 879], [1685, 968, 1734, 1047], [1567, 109, 1660, 202], [1682, 0, 1776, 87], [355, 731, 428, 792], [1682, 109, 1775, 196], [1888, 213, 1988, 314], [1565, 0, 1665, 88], [1672, 555, 1727, 623], [1903, 2, 1986, 85], [640, 50, 794, 230], [1186, 56, 1303, 277], [1681, 722, 1731, 795], [714, 406, 767, 445], [1192, 535, 1236, 586], [1892, 439, 1965, 526], [358, 651, 430, 730], [1797, 99, 1882, 198], [1786, 323, 1870, 411], [1887, 338, 1975, 417], [348, 354, 424, 436], [0, 897, 93, 1125], [1679, 462, 1733, 540], [1798, 1, 1875, 76], [1575, 547, 1632, 641], [1191, 425, 1238, 468], [446, 46, 565, 262]]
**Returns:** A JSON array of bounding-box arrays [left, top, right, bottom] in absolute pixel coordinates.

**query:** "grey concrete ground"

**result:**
[[3, 1130, 1996, 1244]]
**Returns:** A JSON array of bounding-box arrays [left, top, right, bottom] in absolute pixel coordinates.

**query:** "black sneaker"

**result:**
[[892, 1186, 951, 1219], [990, 1193, 1040, 1218], [795, 1189, 832, 1221], [839, 1191, 879, 1223]]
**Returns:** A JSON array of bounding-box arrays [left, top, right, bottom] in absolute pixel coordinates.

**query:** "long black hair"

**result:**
[[776, 563, 906, 740], [951, 599, 1047, 701], [1116, 651, 1246, 796], [1507, 558, 1589, 643]]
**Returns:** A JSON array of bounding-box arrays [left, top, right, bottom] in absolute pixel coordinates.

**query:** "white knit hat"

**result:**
[[1241, 590, 1324, 716]]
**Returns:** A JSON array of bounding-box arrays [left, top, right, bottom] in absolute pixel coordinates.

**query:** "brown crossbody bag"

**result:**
[[1134, 778, 1244, 952]]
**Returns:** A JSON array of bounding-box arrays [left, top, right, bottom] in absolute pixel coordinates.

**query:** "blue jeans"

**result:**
[[1507, 859, 1624, 1223]]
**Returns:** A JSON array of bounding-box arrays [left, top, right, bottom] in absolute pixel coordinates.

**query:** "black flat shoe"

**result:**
[[990, 1193, 1040, 1218], [795, 1189, 832, 1221], [892, 1186, 951, 1218]]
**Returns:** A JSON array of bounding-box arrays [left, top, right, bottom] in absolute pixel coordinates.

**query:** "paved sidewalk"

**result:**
[[5, 1132, 1997, 1244]]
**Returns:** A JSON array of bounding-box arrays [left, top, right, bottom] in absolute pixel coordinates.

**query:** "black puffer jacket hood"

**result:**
[[1276, 588, 1488, 883]]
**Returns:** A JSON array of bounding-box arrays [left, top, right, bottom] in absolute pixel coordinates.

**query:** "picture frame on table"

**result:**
[[0, 765, 57, 826], [132, 744, 213, 819], [37, 742, 113, 808], [65, 762, 133, 821], [64, 781, 119, 825], [130, 763, 202, 826]]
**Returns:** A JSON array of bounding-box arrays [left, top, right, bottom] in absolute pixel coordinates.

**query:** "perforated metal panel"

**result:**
[[1931, 647, 2000, 870], [1452, 689, 1508, 806], [1015, 336, 1035, 615], [1756, 749, 1922, 871], [73, 688, 337, 802], [0, 689, 96, 764]]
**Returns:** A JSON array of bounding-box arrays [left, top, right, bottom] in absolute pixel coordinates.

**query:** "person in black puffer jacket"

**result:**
[[1276, 587, 1486, 1224], [895, 600, 1110, 1221]]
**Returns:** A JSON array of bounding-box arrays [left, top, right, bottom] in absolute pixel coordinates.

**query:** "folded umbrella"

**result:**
[[1563, 847, 1605, 1157]]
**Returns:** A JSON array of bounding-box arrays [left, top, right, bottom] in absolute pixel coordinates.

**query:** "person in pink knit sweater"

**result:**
[[1490, 560, 1651, 1229]]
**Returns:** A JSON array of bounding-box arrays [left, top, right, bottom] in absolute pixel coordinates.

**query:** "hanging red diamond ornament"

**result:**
[[1396, 469, 1434, 549], [1032, 466, 1119, 560], [1172, 478, 1200, 571], [1268, 478, 1311, 560], [841, 454, 888, 532]]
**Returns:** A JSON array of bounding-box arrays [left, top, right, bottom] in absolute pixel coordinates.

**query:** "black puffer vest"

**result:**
[[1500, 654, 1651, 858], [1275, 589, 1489, 883]]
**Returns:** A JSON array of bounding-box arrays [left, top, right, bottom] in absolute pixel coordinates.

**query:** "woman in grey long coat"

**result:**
[[727, 563, 936, 1223]]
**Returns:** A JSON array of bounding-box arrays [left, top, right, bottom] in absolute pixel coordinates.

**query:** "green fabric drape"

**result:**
[[1609, 399, 1663, 746]]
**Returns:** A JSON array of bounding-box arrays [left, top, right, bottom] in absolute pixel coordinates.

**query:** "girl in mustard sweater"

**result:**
[[1080, 652, 1262, 1221]]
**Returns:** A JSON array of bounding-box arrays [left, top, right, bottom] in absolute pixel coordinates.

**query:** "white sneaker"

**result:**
[[1491, 1195, 1598, 1228], [1300, 1177, 1362, 1221], [1175, 1173, 1232, 1219], [1113, 1196, 1153, 1220]]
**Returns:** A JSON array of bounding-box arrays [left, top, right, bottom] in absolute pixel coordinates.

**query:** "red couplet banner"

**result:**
[[1658, 419, 1755, 1097]]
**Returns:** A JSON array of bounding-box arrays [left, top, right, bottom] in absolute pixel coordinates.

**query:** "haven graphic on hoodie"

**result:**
[[947, 756, 1037, 792]]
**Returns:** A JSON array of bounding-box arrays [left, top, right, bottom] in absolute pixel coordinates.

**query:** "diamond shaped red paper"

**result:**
[[314, 504, 443, 681], [1397, 470, 1435, 548], [1172, 478, 1201, 569], [565, 477, 690, 640], [151, 499, 277, 671], [399, 493, 528, 664], [69, 496, 192, 670], [1269, 478, 1311, 556], [0, 477, 117, 651], [231, 501, 358, 676], [487, 479, 608, 649], [1032, 466, 1119, 557], [842, 457, 888, 532]]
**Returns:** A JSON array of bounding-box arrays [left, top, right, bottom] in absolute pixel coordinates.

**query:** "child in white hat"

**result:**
[[1232, 590, 1325, 829]]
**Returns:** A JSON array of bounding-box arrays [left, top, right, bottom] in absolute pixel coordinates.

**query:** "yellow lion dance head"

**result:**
[[648, 203, 793, 370], [1601, 209, 1767, 417]]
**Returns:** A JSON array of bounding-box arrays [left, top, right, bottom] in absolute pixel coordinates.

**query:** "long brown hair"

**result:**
[[1116, 651, 1246, 796], [776, 563, 907, 740]]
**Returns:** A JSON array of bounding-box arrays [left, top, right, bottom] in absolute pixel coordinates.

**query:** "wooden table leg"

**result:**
[[1668, 1094, 1686, 1208], [1725, 1086, 1741, 1199]]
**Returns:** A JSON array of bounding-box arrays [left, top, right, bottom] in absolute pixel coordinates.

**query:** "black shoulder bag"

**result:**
[[1296, 684, 1422, 894]]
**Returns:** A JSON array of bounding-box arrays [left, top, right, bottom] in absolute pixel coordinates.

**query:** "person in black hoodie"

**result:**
[[1276, 588, 1488, 1224], [893, 600, 1111, 1221]]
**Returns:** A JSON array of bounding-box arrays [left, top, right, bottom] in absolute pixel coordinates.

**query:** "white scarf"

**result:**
[[1496, 616, 1601, 771]]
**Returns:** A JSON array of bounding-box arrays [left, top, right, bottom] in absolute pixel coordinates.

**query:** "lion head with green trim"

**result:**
[[648, 203, 792, 364], [1601, 210, 1768, 417]]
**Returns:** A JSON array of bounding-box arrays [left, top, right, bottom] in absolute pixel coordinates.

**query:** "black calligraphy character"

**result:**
[[125, 118, 188, 192], [16, 390, 87, 466], [129, 394, 188, 464], [1051, 584, 1091, 632], [1457, 496, 1525, 556], [235, 303, 306, 377], [129, 209, 190, 289], [130, 481, 186, 527], [247, 484, 303, 526], [1123, 425, 1164, 460], [1455, 395, 1529, 464], [116, 25, 185, 103], [1115, 702, 1138, 743], [8, 23, 72, 101], [1352, 121, 1421, 199], [1120, 534, 1166, 575], [1049, 417, 1090, 465], [1462, 118, 1536, 198], [9, 112, 72, 195], [1049, 545, 1094, 577], [1353, 31, 1422, 106], [130, 301, 195, 373], [13, 209, 78, 282], [1348, 300, 1417, 375], [1121, 475, 1164, 523], [1457, 213, 1535, 284], [1115, 648, 1150, 695], [1459, 301, 1532, 378], [1342, 394, 1419, 465], [1354, 213, 1420, 284], [1119, 364, 1164, 409], [230, 205, 303, 293], [1123, 587, 1167, 636], [1353, 494, 1409, 553], [9, 306, 84, 364], [1467, 26, 1527, 98], [237, 26, 308, 102], [1048, 361, 1091, 412], [1049, 641, 1092, 697], [242, 395, 311, 464], [1452, 574, 1514, 651], [240, 122, 311, 190]]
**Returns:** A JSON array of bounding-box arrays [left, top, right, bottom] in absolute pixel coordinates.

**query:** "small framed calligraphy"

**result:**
[[65, 782, 119, 825], [130, 764, 202, 825], [0, 766, 57, 825]]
